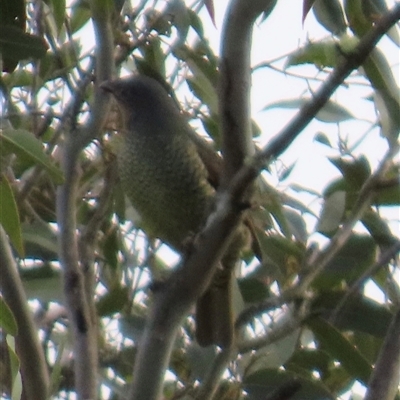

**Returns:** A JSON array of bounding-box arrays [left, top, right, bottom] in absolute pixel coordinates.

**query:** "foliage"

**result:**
[[0, 0, 399, 399]]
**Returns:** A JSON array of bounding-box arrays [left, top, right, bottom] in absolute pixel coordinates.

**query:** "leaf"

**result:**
[[257, 234, 305, 277], [261, 0, 278, 22], [307, 317, 373, 385], [0, 175, 24, 256], [245, 327, 300, 373], [0, 0, 26, 72], [186, 343, 217, 380], [96, 286, 129, 316], [203, 0, 216, 27], [312, 291, 392, 338], [244, 368, 335, 399], [283, 207, 308, 243], [314, 132, 332, 147], [316, 190, 346, 234], [6, 335, 22, 400], [278, 162, 296, 182], [312, 234, 377, 289], [0, 296, 17, 335], [362, 209, 398, 247], [263, 98, 355, 123], [286, 348, 331, 378], [238, 277, 270, 303], [0, 129, 64, 184], [365, 49, 400, 142], [22, 223, 58, 261], [69, 1, 91, 34], [119, 314, 147, 342], [303, 0, 317, 24], [373, 182, 400, 206], [165, 0, 190, 43], [48, 0, 66, 33], [362, 0, 400, 46], [0, 24, 48, 65], [287, 40, 339, 69], [344, 0, 372, 37], [20, 265, 63, 302], [141, 37, 166, 78], [328, 156, 371, 189], [312, 0, 347, 36]]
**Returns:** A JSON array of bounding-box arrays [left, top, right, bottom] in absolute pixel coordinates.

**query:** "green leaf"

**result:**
[[20, 265, 63, 302], [0, 129, 64, 184], [312, 0, 347, 36], [364, 49, 400, 142], [49, 0, 66, 33], [316, 190, 346, 234], [0, 175, 24, 256], [257, 234, 305, 276], [344, 0, 371, 37], [312, 291, 392, 338], [0, 24, 47, 64], [283, 207, 308, 243], [238, 277, 269, 303], [307, 317, 372, 385], [119, 314, 147, 342], [186, 344, 217, 380], [362, 209, 398, 247], [6, 335, 22, 400], [187, 9, 204, 38], [141, 37, 166, 78], [69, 1, 91, 34], [329, 156, 371, 189], [244, 368, 335, 400], [286, 348, 331, 379], [287, 40, 339, 68], [261, 0, 278, 22], [246, 327, 300, 372], [165, 0, 190, 43], [362, 0, 400, 46], [96, 286, 129, 317], [263, 98, 355, 123], [0, 296, 17, 335], [22, 223, 59, 261], [0, 0, 26, 72], [374, 182, 400, 206], [314, 132, 332, 147], [313, 234, 376, 289]]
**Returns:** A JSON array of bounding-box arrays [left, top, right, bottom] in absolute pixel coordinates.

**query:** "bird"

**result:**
[[101, 75, 246, 347]]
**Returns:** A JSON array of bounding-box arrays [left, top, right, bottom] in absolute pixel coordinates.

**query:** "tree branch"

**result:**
[[55, 1, 114, 398], [365, 306, 400, 400], [0, 226, 49, 400], [227, 2, 400, 201]]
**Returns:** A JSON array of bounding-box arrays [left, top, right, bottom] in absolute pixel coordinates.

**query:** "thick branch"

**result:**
[[55, 3, 114, 398], [228, 2, 400, 200], [365, 307, 400, 400], [219, 0, 276, 184], [0, 226, 49, 400]]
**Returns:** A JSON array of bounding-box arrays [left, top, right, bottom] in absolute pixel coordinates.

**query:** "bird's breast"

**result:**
[[117, 131, 214, 251]]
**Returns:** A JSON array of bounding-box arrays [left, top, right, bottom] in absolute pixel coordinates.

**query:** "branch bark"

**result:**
[[55, 1, 114, 398], [0, 226, 49, 400], [365, 306, 400, 400]]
